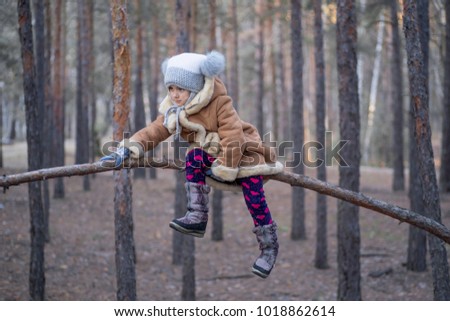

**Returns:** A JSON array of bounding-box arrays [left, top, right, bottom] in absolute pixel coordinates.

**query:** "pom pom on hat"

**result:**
[[200, 51, 225, 77], [162, 51, 225, 93]]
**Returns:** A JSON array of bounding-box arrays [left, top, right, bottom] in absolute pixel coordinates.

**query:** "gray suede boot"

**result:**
[[252, 222, 279, 278], [169, 182, 211, 238]]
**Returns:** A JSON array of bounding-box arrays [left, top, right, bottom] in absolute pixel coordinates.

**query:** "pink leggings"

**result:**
[[185, 149, 273, 226]]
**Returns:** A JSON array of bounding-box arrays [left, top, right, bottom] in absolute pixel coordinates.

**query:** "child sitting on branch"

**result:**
[[101, 51, 284, 278]]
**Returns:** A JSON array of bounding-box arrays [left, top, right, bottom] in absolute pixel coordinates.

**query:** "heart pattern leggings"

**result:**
[[185, 148, 273, 226]]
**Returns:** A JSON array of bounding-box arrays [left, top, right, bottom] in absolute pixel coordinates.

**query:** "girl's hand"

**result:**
[[100, 146, 130, 168]]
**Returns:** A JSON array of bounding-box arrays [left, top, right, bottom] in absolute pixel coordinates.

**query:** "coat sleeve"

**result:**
[[210, 96, 245, 181], [129, 114, 171, 152]]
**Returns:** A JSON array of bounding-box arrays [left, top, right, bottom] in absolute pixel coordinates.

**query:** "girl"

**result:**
[[101, 51, 284, 278]]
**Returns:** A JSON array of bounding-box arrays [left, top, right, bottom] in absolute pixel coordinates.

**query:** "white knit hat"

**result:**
[[162, 51, 225, 93]]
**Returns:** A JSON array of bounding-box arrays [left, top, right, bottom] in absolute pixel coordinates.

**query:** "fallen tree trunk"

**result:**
[[1, 158, 450, 244]]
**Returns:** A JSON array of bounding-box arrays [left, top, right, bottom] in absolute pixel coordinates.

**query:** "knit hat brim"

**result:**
[[164, 67, 205, 93]]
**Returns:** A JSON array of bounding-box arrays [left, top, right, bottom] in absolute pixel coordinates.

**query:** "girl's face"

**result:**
[[168, 85, 190, 106]]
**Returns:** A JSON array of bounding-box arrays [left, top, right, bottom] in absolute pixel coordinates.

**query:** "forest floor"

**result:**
[[1, 141, 450, 301]]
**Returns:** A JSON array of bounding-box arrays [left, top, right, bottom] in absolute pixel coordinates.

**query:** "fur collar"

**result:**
[[158, 77, 215, 116]]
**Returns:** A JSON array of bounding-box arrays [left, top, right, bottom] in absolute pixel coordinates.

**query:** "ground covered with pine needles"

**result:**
[[1, 148, 450, 300]]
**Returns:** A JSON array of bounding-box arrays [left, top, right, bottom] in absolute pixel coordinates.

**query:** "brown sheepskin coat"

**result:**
[[128, 77, 283, 184]]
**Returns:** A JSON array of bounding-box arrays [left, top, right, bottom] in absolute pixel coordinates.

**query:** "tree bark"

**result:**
[[391, 0, 405, 191], [440, 0, 450, 192], [174, 0, 195, 301], [18, 0, 46, 300], [43, 0, 53, 242], [336, 0, 361, 301], [313, 0, 328, 270], [0, 84, 3, 168], [228, 0, 239, 110], [403, 0, 450, 300], [207, 0, 223, 242], [406, 0, 428, 273], [362, 13, 385, 164], [76, 0, 90, 191], [145, 3, 157, 179], [87, 0, 98, 168], [133, 0, 146, 179], [290, 0, 306, 240], [255, 0, 264, 136], [53, 0, 65, 199], [111, 0, 136, 300]]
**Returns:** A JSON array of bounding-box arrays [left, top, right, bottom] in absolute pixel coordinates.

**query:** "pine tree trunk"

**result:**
[[290, 0, 306, 240], [267, 2, 278, 141], [53, 0, 65, 199], [18, 0, 46, 300], [275, 0, 288, 141], [336, 0, 361, 300], [362, 14, 385, 164], [313, 0, 328, 269], [228, 0, 239, 110], [206, 0, 224, 242], [133, 0, 146, 179], [43, 0, 53, 241], [145, 6, 157, 179], [406, 0, 428, 272], [76, 0, 90, 191], [87, 0, 97, 168], [403, 0, 450, 300], [391, 0, 405, 191], [150, 6, 160, 172], [0, 85, 3, 168], [173, 0, 195, 301], [440, 0, 450, 192], [171, 0, 188, 266], [111, 0, 136, 300], [34, 0, 51, 244], [255, 0, 264, 136]]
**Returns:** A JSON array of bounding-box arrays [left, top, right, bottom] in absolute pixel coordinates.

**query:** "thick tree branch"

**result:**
[[1, 158, 450, 244]]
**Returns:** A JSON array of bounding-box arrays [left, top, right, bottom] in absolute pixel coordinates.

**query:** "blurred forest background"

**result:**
[[0, 0, 447, 166]]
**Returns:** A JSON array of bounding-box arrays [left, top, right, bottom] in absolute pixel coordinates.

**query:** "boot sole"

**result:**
[[252, 265, 270, 279], [169, 221, 205, 238]]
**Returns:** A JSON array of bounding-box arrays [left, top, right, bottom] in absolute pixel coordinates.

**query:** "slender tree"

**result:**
[[208, 0, 224, 242], [440, 0, 450, 192], [33, 0, 51, 243], [171, 0, 187, 267], [133, 0, 146, 179], [313, 0, 328, 269], [336, 0, 361, 300], [87, 0, 98, 168], [145, 1, 158, 179], [255, 0, 265, 136], [362, 13, 385, 164], [111, 0, 136, 300], [43, 0, 52, 241], [275, 0, 288, 141], [53, 0, 65, 199], [391, 0, 405, 191], [290, 0, 306, 240], [172, 0, 196, 301], [18, 0, 46, 300], [403, 0, 450, 300], [407, 0, 428, 272], [228, 0, 239, 110], [76, 0, 90, 191], [268, 1, 278, 141], [0, 83, 3, 168]]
